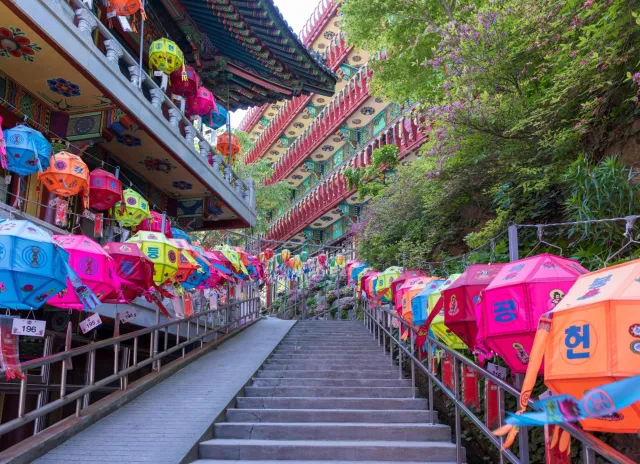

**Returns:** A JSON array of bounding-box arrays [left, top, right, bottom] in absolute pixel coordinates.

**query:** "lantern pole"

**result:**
[[138, 0, 145, 90], [508, 224, 519, 263]]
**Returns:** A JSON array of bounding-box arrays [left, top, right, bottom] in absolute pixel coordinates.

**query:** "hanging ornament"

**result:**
[[216, 132, 240, 165], [170, 65, 200, 97], [203, 105, 228, 130], [89, 168, 122, 211], [187, 86, 216, 117], [149, 38, 185, 78], [106, 0, 146, 28], [280, 249, 291, 262], [114, 188, 151, 227], [264, 248, 274, 261], [2, 125, 51, 176], [103, 242, 154, 303], [38, 152, 90, 209], [127, 231, 179, 284], [135, 211, 173, 237]]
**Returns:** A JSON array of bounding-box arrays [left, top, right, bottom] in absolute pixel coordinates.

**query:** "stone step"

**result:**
[[281, 337, 375, 341], [226, 408, 438, 423], [256, 369, 400, 379], [264, 360, 389, 369], [244, 386, 415, 398], [235, 397, 428, 410], [269, 354, 390, 361], [193, 461, 455, 464], [260, 365, 399, 374], [277, 343, 379, 349], [274, 348, 378, 354], [251, 378, 409, 388], [213, 422, 450, 442], [199, 439, 457, 461]]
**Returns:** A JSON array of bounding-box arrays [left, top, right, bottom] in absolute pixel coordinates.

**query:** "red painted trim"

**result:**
[[228, 64, 292, 95]]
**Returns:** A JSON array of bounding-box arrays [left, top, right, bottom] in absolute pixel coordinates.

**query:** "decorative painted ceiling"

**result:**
[[165, 0, 337, 110]]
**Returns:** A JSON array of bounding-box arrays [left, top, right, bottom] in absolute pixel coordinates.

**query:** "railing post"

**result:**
[[410, 328, 416, 398], [508, 224, 519, 262], [454, 357, 462, 464]]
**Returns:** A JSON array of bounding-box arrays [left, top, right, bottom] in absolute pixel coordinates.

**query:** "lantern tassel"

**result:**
[[181, 64, 187, 81]]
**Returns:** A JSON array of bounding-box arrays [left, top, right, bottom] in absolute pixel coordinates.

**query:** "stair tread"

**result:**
[[201, 439, 456, 448]]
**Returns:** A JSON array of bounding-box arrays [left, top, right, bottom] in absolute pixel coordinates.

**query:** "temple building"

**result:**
[[239, 0, 427, 255]]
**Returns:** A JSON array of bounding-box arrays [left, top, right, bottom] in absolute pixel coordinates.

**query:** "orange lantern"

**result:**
[[216, 133, 240, 164], [169, 238, 200, 283], [107, 0, 146, 23], [39, 152, 90, 208]]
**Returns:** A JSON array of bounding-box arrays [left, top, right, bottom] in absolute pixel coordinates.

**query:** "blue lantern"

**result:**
[[170, 227, 191, 243], [183, 245, 211, 290], [204, 105, 228, 130], [0, 220, 69, 310], [2, 125, 51, 176]]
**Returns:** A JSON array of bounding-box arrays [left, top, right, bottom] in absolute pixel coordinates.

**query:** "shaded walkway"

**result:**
[[34, 318, 295, 464]]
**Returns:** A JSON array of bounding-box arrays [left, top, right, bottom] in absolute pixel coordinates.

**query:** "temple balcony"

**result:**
[[6, 0, 256, 229], [244, 32, 360, 163], [267, 114, 428, 242]]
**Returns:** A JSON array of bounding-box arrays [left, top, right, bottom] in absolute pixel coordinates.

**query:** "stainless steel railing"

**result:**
[[0, 295, 261, 439], [361, 300, 635, 464]]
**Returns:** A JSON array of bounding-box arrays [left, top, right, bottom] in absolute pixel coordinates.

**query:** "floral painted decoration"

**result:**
[[116, 134, 142, 147], [0, 27, 41, 62], [172, 180, 192, 190], [139, 156, 176, 173], [46, 78, 81, 98]]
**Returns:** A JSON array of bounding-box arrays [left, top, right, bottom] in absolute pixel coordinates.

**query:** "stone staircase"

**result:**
[[194, 320, 458, 463]]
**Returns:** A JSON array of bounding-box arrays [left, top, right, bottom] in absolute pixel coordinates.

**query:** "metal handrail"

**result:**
[[361, 301, 635, 464], [0, 295, 261, 439], [60, 0, 251, 203]]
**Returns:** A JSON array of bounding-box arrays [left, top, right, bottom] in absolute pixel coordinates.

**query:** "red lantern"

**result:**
[[170, 65, 200, 97], [264, 248, 274, 261], [107, 0, 146, 26], [216, 133, 240, 157], [134, 211, 173, 237], [89, 168, 122, 211], [187, 86, 216, 117]]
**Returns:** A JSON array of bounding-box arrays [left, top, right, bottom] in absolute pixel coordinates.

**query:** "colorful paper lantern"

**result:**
[[107, 0, 145, 20], [149, 38, 185, 76], [2, 125, 51, 176], [135, 211, 173, 237], [281, 249, 291, 262], [216, 132, 240, 158], [169, 238, 200, 282], [127, 231, 179, 284], [477, 254, 587, 374], [89, 168, 122, 211], [48, 235, 119, 311], [187, 86, 216, 117], [264, 248, 274, 261], [431, 313, 467, 351], [375, 266, 403, 303], [0, 220, 69, 310], [170, 227, 191, 243], [38, 152, 90, 208], [409, 279, 445, 326], [204, 105, 228, 130], [391, 270, 428, 314], [335, 254, 345, 268], [442, 264, 504, 350], [114, 189, 152, 227], [183, 245, 212, 290], [170, 65, 200, 97], [103, 242, 154, 303]]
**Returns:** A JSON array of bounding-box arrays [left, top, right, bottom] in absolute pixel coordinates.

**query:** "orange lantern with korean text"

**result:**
[[38, 152, 90, 208], [89, 168, 122, 211]]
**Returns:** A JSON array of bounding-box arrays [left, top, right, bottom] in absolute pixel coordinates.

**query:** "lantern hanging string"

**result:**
[[0, 96, 166, 215]]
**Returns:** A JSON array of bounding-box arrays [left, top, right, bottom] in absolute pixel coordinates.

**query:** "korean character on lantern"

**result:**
[[564, 323, 591, 359]]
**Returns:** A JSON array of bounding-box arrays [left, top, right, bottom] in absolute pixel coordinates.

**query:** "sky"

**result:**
[[230, 0, 320, 128]]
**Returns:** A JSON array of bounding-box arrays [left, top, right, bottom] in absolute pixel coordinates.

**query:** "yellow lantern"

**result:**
[[149, 38, 185, 78], [127, 231, 179, 284], [335, 254, 345, 268], [280, 249, 290, 262], [114, 188, 152, 227]]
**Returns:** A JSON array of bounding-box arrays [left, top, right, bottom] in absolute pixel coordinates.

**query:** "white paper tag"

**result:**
[[117, 16, 132, 32], [5, 175, 11, 185], [121, 229, 130, 242], [119, 309, 136, 324], [12, 318, 46, 337], [80, 313, 102, 334], [486, 362, 508, 381]]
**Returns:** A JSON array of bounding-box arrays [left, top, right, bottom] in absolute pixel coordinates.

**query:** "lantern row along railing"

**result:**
[[0, 295, 261, 442], [265, 66, 373, 184], [48, 0, 254, 210], [362, 301, 634, 464], [299, 0, 338, 46], [244, 32, 353, 164], [267, 113, 427, 241]]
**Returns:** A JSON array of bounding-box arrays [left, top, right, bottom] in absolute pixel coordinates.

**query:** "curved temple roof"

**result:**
[[173, 0, 337, 110]]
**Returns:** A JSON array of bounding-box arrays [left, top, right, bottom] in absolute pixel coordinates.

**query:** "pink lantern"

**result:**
[[48, 235, 119, 310], [443, 264, 504, 350], [477, 254, 587, 374], [170, 65, 200, 97], [134, 211, 173, 237], [187, 86, 216, 117]]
